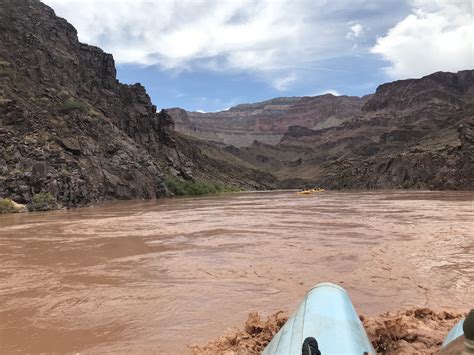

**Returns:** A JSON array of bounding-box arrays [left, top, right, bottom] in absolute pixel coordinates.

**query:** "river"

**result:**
[[0, 190, 472, 353]]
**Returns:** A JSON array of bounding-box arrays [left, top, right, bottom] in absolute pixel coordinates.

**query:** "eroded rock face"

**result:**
[[168, 95, 368, 147], [362, 71, 474, 112], [0, 0, 172, 205], [233, 71, 474, 190], [316, 71, 474, 190], [0, 0, 276, 206]]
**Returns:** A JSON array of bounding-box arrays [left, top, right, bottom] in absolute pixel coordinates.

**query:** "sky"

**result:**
[[42, 0, 473, 112]]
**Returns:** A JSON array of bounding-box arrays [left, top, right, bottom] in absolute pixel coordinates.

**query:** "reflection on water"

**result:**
[[0, 190, 473, 353]]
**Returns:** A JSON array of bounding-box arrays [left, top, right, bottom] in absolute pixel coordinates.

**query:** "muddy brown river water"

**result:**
[[0, 191, 473, 353]]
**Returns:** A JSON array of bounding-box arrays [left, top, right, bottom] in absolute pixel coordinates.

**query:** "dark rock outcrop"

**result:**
[[233, 71, 474, 190], [0, 0, 276, 207], [362, 71, 474, 112]]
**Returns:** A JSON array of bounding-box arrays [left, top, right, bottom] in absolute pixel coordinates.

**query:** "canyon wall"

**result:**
[[234, 70, 474, 190], [168, 95, 369, 147], [0, 0, 276, 207]]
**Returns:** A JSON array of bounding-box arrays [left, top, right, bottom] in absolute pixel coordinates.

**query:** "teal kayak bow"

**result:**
[[263, 282, 474, 355], [262, 283, 374, 354], [440, 309, 474, 354]]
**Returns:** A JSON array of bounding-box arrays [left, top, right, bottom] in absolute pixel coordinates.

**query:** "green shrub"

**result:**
[[9, 168, 23, 175], [28, 192, 60, 212], [0, 198, 15, 214], [88, 108, 101, 117], [0, 67, 16, 81], [165, 177, 239, 196], [61, 98, 88, 113], [0, 61, 16, 81]]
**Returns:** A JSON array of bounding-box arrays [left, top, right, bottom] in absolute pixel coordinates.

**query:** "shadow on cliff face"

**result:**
[[0, 0, 277, 209]]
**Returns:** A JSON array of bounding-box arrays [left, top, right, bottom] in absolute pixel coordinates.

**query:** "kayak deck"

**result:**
[[263, 283, 374, 354]]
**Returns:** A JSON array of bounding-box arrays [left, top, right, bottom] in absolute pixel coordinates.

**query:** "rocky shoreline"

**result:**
[[0, 0, 276, 210]]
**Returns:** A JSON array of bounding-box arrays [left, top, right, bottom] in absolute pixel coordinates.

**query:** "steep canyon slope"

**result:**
[[234, 70, 474, 189], [169, 67, 473, 191], [0, 0, 276, 207]]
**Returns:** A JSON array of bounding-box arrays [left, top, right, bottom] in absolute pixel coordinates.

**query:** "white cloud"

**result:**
[[315, 90, 341, 96], [41, 0, 394, 90], [272, 73, 297, 91], [346, 23, 364, 39], [43, 1, 469, 89], [371, 0, 473, 78], [42, 0, 309, 71]]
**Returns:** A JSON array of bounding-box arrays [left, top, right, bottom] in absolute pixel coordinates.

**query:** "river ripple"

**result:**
[[0, 190, 472, 353]]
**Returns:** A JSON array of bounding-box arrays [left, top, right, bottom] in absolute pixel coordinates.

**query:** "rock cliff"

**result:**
[[233, 71, 474, 190], [0, 0, 471, 203], [168, 95, 368, 147], [0, 0, 276, 207]]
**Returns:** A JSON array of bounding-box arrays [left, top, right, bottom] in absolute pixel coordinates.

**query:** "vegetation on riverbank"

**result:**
[[28, 192, 61, 212], [1, 181, 236, 214], [1, 193, 61, 214], [165, 177, 240, 196], [0, 198, 16, 213], [0, 198, 27, 214]]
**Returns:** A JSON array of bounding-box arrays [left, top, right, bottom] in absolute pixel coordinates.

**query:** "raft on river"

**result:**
[[297, 188, 326, 195], [262, 282, 474, 355]]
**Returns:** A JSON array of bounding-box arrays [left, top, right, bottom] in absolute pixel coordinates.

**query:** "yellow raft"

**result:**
[[297, 188, 325, 195]]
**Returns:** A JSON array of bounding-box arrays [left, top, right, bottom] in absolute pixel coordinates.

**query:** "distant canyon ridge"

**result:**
[[169, 70, 474, 190], [168, 94, 372, 147]]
